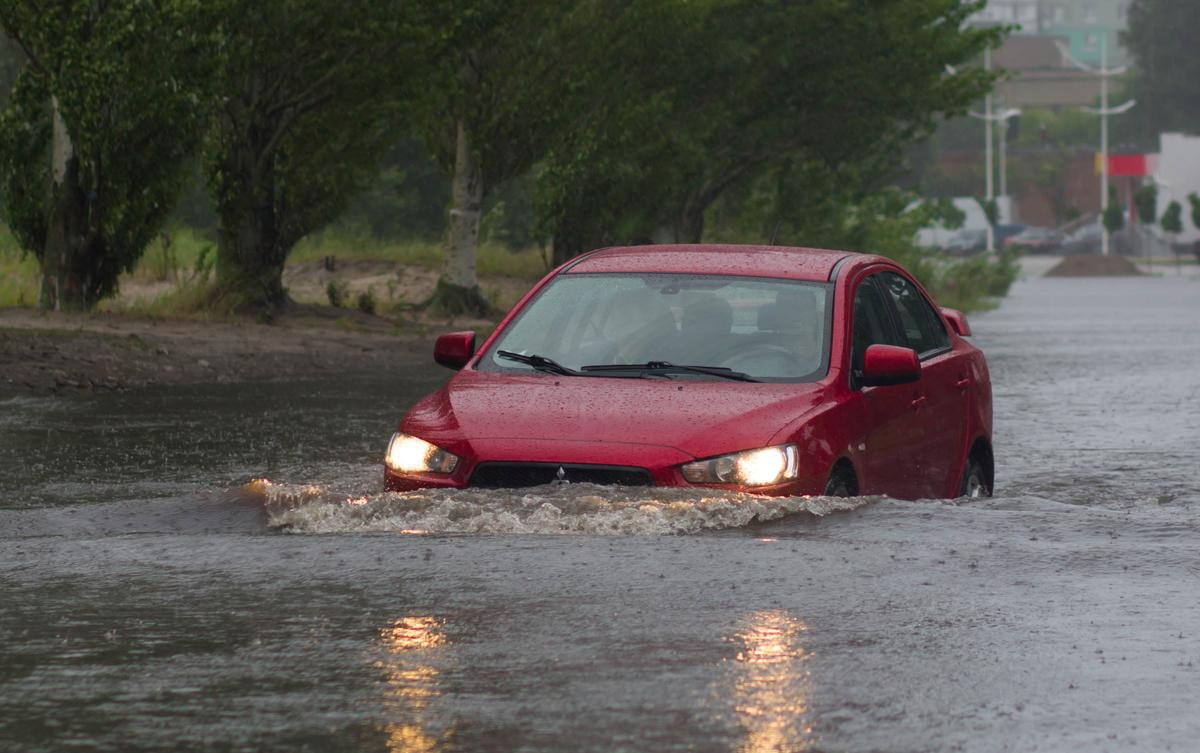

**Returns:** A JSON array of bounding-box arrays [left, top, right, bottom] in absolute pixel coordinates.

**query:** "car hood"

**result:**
[[401, 369, 828, 460]]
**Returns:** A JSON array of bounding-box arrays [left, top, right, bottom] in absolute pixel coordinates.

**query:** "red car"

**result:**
[[385, 244, 992, 500]]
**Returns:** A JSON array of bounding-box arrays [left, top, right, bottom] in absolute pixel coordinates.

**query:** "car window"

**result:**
[[880, 272, 949, 357], [480, 273, 831, 381], [851, 275, 901, 372]]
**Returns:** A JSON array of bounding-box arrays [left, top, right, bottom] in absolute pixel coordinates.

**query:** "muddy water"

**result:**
[[2, 274, 1199, 752]]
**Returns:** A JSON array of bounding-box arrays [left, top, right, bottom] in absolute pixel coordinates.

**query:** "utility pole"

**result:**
[[999, 97, 1009, 200], [984, 47, 994, 253], [968, 46, 1019, 253], [1057, 37, 1135, 256]]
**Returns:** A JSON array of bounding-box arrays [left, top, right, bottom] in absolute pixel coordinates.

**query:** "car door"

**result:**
[[850, 273, 930, 500], [878, 271, 968, 497]]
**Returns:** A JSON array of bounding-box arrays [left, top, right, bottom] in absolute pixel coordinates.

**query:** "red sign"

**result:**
[[1095, 153, 1156, 177]]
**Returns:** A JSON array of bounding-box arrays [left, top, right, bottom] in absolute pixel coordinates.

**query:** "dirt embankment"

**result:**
[[1044, 254, 1144, 277], [0, 307, 465, 398]]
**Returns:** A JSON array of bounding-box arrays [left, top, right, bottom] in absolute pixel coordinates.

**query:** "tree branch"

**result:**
[[0, 6, 46, 76]]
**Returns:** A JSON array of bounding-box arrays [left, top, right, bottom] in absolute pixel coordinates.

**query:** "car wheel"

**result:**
[[824, 472, 853, 498], [959, 456, 990, 499]]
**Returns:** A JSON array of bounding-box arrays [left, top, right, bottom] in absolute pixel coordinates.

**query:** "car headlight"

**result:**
[[385, 433, 460, 474], [680, 445, 799, 486]]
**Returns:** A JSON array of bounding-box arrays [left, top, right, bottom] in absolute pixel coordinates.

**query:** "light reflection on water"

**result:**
[[728, 611, 813, 753], [377, 616, 451, 753]]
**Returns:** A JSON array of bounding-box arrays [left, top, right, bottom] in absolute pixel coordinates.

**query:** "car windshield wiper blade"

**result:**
[[580, 361, 760, 382], [496, 350, 579, 376]]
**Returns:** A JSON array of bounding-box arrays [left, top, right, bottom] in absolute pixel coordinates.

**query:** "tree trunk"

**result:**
[[432, 119, 492, 316], [215, 142, 289, 314], [39, 97, 105, 311], [551, 229, 587, 267], [677, 199, 707, 243], [649, 201, 705, 246]]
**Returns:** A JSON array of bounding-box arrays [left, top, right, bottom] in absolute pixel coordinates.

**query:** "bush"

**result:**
[[356, 288, 376, 315], [326, 280, 347, 308]]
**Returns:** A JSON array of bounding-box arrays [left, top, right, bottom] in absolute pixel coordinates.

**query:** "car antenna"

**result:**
[[769, 220, 782, 245]]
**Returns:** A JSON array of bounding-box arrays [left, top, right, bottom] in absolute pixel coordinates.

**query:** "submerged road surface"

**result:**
[[2, 273, 1199, 752]]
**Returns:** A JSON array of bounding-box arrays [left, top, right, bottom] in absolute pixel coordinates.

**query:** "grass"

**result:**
[[129, 227, 216, 283], [0, 226, 41, 308], [292, 228, 549, 280]]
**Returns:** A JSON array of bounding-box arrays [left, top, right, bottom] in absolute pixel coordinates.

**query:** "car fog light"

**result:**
[[681, 445, 799, 487], [385, 433, 459, 474]]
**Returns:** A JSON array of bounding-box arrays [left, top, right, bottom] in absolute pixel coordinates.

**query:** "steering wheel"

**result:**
[[711, 342, 799, 373]]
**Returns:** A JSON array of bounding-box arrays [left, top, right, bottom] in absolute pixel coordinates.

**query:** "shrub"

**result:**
[[356, 288, 376, 315], [326, 280, 347, 308]]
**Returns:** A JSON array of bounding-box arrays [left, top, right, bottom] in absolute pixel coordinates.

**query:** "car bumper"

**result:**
[[382, 438, 823, 496]]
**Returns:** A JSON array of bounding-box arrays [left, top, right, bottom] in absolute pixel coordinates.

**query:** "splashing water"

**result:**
[[248, 479, 875, 536]]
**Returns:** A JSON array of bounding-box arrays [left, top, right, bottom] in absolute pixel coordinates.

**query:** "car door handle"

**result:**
[[910, 396, 928, 410], [955, 378, 971, 390]]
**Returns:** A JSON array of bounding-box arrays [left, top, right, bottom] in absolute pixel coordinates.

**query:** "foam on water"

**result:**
[[252, 480, 875, 535]]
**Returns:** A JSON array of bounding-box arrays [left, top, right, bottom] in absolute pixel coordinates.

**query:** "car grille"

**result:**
[[469, 462, 654, 488]]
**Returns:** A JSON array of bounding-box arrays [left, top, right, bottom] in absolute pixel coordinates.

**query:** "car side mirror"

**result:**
[[860, 344, 921, 387], [433, 331, 476, 370], [940, 307, 971, 337]]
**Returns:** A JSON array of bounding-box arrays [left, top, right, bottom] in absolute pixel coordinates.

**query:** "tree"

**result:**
[[1161, 200, 1183, 238], [415, 0, 619, 311], [1123, 0, 1200, 136], [204, 0, 424, 313], [1134, 184, 1157, 225], [0, 34, 19, 109], [536, 0, 1003, 261], [1102, 186, 1125, 234], [1189, 193, 1200, 231], [0, 1, 216, 310]]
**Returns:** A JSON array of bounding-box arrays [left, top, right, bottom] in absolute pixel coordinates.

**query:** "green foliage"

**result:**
[[1188, 193, 1200, 232], [414, 1, 593, 189], [292, 230, 547, 281], [0, 223, 38, 306], [356, 288, 376, 316], [1134, 185, 1158, 225], [535, 0, 1005, 260], [0, 34, 19, 113], [1011, 107, 1100, 149], [205, 0, 427, 311], [0, 0, 218, 309], [712, 169, 1013, 311], [1123, 0, 1200, 136], [1102, 187, 1125, 234], [325, 280, 347, 308], [977, 198, 999, 228], [335, 140, 449, 242], [1161, 200, 1183, 235]]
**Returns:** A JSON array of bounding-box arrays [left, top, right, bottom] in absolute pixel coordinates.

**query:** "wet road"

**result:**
[[2, 273, 1199, 752]]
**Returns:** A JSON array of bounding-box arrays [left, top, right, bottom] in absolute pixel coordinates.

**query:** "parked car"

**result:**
[[943, 228, 987, 256], [384, 244, 994, 500], [944, 224, 1026, 255], [993, 223, 1028, 248], [1060, 222, 1104, 255], [1004, 226, 1064, 254]]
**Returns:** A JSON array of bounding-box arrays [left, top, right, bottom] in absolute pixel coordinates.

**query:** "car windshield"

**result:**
[[480, 273, 831, 382]]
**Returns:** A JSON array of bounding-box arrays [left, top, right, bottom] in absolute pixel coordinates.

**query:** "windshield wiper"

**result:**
[[496, 350, 579, 376], [580, 361, 760, 382]]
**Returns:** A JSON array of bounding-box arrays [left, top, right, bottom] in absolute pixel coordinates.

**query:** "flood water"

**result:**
[[2, 273, 1199, 752]]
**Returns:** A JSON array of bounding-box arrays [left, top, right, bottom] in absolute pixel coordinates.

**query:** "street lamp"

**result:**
[[1056, 38, 1135, 256]]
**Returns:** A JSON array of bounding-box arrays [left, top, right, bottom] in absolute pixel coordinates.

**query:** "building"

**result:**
[[993, 35, 1100, 109], [970, 1, 1131, 66], [972, 0, 1043, 32], [1151, 133, 1200, 246], [1040, 0, 1131, 67]]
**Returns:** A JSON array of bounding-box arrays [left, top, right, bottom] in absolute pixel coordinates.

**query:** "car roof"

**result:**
[[563, 244, 857, 282]]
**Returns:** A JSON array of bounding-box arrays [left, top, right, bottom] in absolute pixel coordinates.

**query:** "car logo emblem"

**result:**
[[555, 466, 569, 484]]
